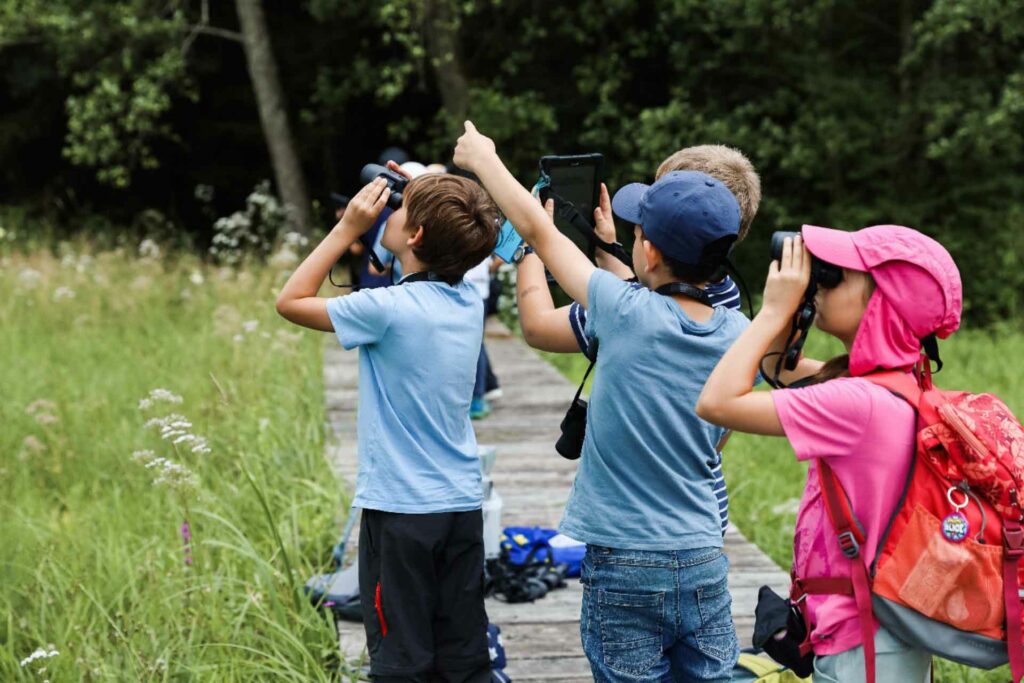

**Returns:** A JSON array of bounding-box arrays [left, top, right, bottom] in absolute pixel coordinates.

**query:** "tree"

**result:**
[[234, 0, 311, 234]]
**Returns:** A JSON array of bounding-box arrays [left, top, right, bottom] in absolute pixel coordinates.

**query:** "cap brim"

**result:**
[[611, 183, 648, 225], [802, 225, 868, 271]]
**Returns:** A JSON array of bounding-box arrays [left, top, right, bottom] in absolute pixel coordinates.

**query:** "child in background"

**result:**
[[697, 227, 961, 681], [465, 255, 496, 419], [276, 166, 499, 682], [515, 145, 761, 536], [455, 121, 750, 681]]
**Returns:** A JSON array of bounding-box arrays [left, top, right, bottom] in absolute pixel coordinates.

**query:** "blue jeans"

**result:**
[[580, 545, 738, 682]]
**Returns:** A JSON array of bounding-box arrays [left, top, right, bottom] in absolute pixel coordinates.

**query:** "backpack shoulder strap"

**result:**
[[861, 371, 923, 406], [816, 459, 877, 683], [862, 370, 952, 426]]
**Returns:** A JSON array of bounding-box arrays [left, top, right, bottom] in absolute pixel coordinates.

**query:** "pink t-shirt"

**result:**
[[772, 377, 916, 656]]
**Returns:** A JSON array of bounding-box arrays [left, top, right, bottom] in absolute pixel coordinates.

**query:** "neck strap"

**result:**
[[654, 281, 713, 307], [397, 271, 457, 286]]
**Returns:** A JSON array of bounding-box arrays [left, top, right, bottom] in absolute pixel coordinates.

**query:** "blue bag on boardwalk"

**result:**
[[500, 527, 585, 577]]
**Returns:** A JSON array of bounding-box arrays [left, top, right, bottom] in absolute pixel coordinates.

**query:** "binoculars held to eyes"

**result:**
[[769, 231, 843, 290], [360, 163, 409, 211]]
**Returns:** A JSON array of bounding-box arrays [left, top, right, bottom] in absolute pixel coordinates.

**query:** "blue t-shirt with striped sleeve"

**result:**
[[567, 275, 741, 536]]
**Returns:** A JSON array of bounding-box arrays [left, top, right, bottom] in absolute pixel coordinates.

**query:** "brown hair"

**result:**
[[403, 174, 499, 283], [656, 145, 761, 241]]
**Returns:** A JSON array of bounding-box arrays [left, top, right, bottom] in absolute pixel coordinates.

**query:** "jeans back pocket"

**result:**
[[695, 575, 737, 663], [597, 589, 665, 676]]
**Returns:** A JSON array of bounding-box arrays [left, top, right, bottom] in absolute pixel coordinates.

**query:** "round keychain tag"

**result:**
[[941, 512, 970, 542], [942, 487, 971, 543]]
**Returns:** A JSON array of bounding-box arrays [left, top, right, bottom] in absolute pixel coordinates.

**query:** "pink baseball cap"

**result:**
[[802, 224, 962, 376]]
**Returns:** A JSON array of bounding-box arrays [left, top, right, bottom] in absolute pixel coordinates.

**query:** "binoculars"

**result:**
[[769, 231, 843, 289], [360, 163, 409, 211]]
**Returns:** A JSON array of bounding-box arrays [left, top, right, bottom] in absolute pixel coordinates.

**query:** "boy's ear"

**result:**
[[643, 239, 661, 275], [406, 225, 425, 248]]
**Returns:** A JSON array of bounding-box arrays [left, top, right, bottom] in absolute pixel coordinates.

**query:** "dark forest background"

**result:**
[[2, 0, 1022, 323]]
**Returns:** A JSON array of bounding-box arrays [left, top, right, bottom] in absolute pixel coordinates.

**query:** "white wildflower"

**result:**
[[52, 286, 75, 302], [132, 449, 156, 464], [130, 275, 153, 291], [138, 389, 183, 411], [26, 399, 57, 416], [282, 231, 308, 248], [269, 247, 299, 268], [139, 239, 161, 259], [242, 319, 259, 333], [144, 414, 188, 430], [258, 418, 270, 431], [189, 270, 204, 285], [34, 413, 59, 426], [233, 334, 244, 343], [16, 268, 41, 288], [20, 647, 59, 668], [138, 455, 198, 492], [22, 435, 46, 454]]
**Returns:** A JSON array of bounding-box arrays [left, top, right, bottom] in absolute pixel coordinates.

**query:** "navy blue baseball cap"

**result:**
[[611, 171, 740, 265]]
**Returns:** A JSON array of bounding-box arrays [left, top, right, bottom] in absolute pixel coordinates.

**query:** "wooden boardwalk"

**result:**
[[324, 321, 790, 681]]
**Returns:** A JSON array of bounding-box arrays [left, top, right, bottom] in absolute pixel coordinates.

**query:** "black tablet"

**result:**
[[539, 153, 604, 255]]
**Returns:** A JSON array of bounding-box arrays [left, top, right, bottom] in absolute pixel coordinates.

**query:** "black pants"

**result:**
[[359, 508, 491, 683]]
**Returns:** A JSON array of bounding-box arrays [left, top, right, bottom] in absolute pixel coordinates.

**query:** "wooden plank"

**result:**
[[322, 322, 791, 674]]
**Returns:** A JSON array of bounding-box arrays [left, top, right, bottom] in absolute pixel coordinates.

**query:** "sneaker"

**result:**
[[470, 396, 492, 420], [484, 387, 503, 401]]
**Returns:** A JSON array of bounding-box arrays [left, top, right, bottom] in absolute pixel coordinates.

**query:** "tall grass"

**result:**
[[1, 243, 345, 681], [543, 321, 1024, 682]]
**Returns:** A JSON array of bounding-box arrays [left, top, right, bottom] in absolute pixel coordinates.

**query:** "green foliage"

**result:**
[[0, 244, 346, 680], [3, 1, 193, 188], [0, 0, 1022, 322]]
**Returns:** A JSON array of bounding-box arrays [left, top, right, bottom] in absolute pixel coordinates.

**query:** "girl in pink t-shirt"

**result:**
[[697, 225, 962, 682]]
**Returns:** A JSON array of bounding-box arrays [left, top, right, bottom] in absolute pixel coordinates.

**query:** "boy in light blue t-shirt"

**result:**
[[455, 122, 748, 682], [276, 167, 498, 682]]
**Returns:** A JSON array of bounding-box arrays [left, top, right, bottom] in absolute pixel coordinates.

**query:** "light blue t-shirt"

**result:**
[[559, 270, 751, 550], [326, 278, 483, 513]]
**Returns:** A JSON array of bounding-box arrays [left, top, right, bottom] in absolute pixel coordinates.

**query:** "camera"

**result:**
[[555, 397, 588, 460], [770, 231, 843, 289], [359, 163, 408, 211]]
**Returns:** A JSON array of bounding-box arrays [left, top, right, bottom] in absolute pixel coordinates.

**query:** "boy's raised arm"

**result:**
[[454, 121, 595, 307], [514, 196, 585, 352], [276, 178, 390, 331]]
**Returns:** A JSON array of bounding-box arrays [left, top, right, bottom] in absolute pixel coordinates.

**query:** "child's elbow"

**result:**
[[519, 318, 541, 348], [695, 393, 721, 424], [275, 295, 293, 322], [518, 315, 549, 350]]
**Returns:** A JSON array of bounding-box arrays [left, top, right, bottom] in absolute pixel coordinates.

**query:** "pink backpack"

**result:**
[[791, 365, 1024, 682]]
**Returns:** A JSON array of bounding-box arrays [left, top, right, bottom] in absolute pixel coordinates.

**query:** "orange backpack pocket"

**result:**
[[874, 503, 1005, 638]]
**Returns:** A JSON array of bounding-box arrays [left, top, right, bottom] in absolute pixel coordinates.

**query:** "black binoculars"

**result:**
[[769, 231, 843, 290], [360, 163, 408, 211]]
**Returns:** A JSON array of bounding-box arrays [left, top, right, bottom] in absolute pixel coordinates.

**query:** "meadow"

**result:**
[[1, 242, 346, 681], [3, 236, 1021, 683], [546, 322, 1024, 682]]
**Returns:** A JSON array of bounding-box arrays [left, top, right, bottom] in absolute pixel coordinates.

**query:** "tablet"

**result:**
[[539, 154, 604, 255]]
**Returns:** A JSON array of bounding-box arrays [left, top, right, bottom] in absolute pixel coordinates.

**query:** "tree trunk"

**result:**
[[234, 0, 312, 234], [422, 0, 470, 131]]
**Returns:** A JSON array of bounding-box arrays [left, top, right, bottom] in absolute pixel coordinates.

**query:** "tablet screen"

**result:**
[[541, 154, 603, 256]]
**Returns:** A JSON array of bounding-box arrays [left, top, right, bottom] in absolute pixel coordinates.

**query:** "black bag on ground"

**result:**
[[752, 585, 815, 677]]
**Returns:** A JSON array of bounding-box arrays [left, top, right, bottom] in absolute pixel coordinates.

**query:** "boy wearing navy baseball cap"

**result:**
[[454, 122, 748, 681]]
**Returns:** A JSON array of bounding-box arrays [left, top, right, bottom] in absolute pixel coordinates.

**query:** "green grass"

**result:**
[[1, 243, 348, 681], [543, 323, 1024, 682]]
